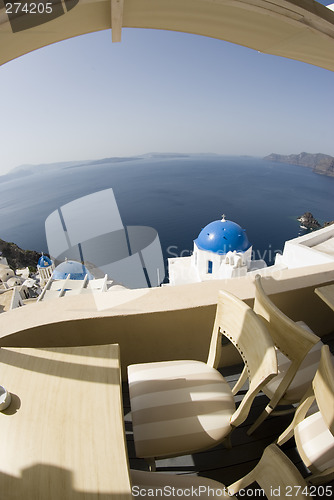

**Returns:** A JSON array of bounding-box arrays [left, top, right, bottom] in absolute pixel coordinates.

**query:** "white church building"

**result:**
[[168, 215, 266, 286], [37, 254, 55, 288]]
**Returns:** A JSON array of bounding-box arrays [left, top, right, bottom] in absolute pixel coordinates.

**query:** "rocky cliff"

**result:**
[[297, 212, 321, 230], [0, 239, 42, 271], [264, 152, 334, 177], [297, 212, 334, 230]]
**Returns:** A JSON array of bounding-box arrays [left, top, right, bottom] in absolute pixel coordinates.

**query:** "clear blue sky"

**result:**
[[1, 0, 334, 175]]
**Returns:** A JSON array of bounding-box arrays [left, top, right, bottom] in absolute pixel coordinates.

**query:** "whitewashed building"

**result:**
[[37, 254, 55, 287], [168, 215, 266, 286]]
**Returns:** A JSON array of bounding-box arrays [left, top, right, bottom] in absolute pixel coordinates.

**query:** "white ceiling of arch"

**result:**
[[1, 0, 334, 71]]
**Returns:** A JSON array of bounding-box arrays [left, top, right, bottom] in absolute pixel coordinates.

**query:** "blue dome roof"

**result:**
[[195, 219, 251, 254], [38, 255, 53, 268], [52, 260, 94, 281]]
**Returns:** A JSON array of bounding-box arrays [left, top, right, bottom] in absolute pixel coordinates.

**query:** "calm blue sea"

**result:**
[[0, 155, 333, 268]]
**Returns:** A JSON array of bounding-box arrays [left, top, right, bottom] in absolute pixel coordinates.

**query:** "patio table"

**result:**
[[0, 344, 132, 500]]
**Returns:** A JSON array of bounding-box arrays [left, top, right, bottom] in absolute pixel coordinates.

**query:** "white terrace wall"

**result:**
[[0, 262, 333, 379]]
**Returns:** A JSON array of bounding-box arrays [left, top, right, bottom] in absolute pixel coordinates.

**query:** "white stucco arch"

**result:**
[[1, 1, 334, 71]]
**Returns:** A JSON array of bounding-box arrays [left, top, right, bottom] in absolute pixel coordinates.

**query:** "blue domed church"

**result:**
[[37, 254, 55, 287], [168, 215, 266, 286]]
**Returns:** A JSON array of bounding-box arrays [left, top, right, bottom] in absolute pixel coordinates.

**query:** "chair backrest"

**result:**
[[313, 344, 334, 435], [253, 275, 320, 362], [228, 444, 309, 499], [208, 290, 277, 427]]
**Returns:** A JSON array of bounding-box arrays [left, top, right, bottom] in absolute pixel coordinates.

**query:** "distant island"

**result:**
[[264, 152, 334, 177], [297, 212, 334, 230], [1, 153, 215, 182]]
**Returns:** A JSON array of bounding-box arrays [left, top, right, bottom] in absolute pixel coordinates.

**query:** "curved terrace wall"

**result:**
[[0, 263, 333, 378]]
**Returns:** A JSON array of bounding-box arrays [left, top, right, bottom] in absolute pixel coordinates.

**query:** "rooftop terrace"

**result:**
[[124, 331, 334, 495]]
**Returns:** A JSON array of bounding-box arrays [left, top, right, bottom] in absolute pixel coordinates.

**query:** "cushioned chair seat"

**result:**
[[295, 411, 334, 473], [263, 342, 323, 404], [128, 360, 235, 459], [130, 469, 234, 498]]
